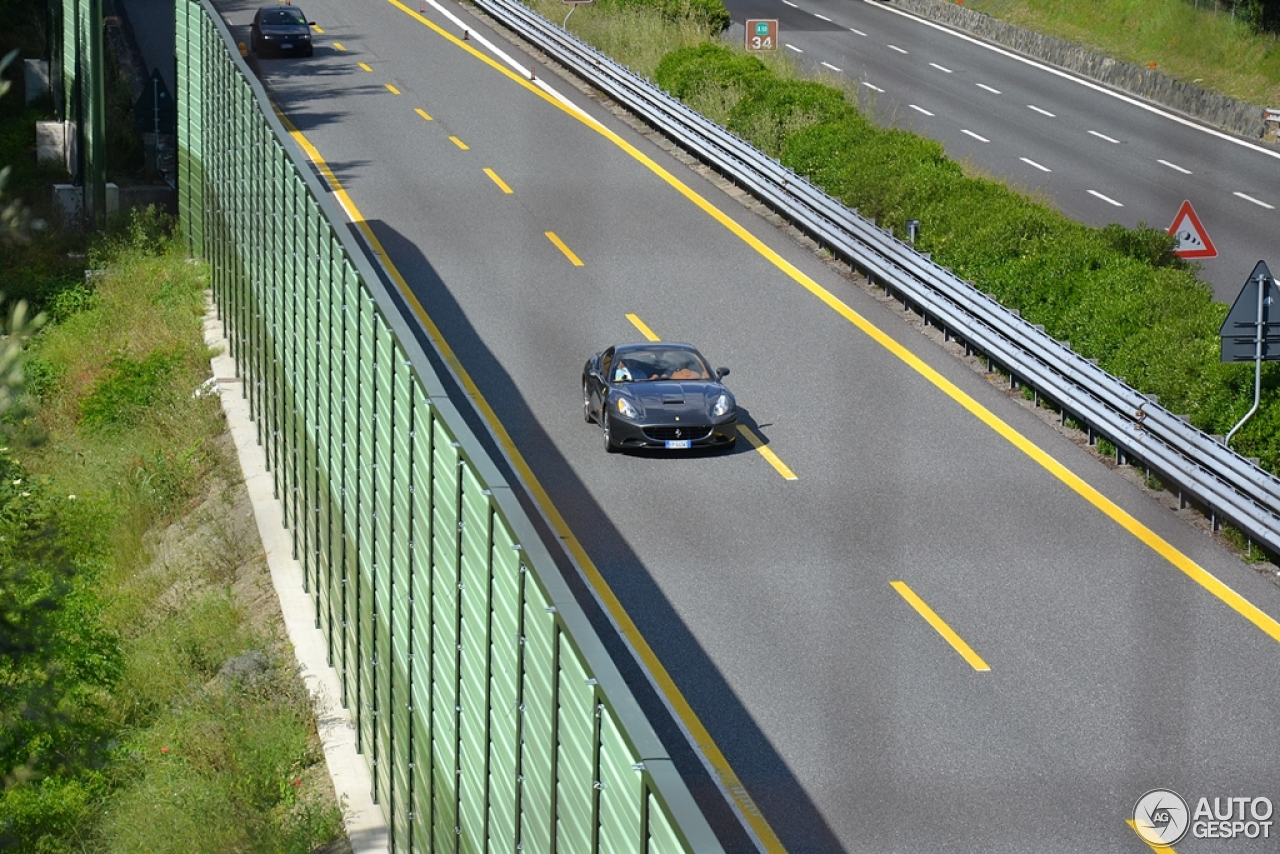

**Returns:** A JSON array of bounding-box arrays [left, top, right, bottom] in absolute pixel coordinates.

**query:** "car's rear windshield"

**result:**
[[612, 348, 711, 382], [262, 9, 306, 24]]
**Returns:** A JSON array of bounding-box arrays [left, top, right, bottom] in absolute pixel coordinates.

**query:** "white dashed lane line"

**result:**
[[850, 27, 866, 36], [909, 104, 934, 116], [1234, 192, 1275, 209], [1088, 189, 1124, 206], [814, 12, 832, 20], [862, 81, 885, 93], [1020, 157, 1051, 172], [1158, 159, 1191, 174], [821, 61, 842, 72], [962, 129, 990, 143], [1028, 104, 1056, 117], [930, 62, 953, 73], [976, 83, 1002, 94], [888, 44, 908, 54], [1089, 130, 1121, 144], [785, 43, 803, 53]]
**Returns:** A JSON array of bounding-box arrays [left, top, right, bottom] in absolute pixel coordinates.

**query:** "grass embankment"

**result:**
[[0, 211, 345, 852], [961, 0, 1280, 108], [518, 0, 1280, 486]]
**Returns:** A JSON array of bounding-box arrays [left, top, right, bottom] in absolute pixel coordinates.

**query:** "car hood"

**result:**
[[624, 381, 730, 418]]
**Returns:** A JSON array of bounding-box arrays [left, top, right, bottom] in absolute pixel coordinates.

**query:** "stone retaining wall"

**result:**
[[889, 0, 1275, 141]]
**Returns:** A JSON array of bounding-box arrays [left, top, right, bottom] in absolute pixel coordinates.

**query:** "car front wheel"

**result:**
[[602, 413, 618, 453], [583, 381, 594, 423]]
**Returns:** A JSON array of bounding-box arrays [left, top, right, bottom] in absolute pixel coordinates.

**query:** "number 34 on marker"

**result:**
[[746, 19, 777, 51]]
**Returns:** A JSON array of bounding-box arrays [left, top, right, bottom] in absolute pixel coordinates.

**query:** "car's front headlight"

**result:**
[[712, 393, 732, 418], [616, 397, 639, 419]]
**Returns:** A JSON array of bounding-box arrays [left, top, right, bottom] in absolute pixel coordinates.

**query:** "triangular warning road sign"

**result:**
[[1167, 199, 1217, 259]]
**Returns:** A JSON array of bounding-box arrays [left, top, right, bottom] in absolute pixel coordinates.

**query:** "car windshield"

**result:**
[[611, 348, 711, 383], [262, 9, 306, 24]]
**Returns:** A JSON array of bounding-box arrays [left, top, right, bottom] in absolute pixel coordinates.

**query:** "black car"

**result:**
[[583, 343, 737, 453], [250, 5, 315, 57]]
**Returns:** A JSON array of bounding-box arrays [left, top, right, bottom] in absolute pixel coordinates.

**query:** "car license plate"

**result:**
[[665, 439, 690, 449], [281, 42, 294, 48]]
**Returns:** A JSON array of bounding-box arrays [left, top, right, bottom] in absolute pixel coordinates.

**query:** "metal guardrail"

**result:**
[[471, 0, 1280, 554]]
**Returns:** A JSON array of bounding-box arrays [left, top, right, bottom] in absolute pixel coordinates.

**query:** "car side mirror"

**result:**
[[716, 367, 730, 379]]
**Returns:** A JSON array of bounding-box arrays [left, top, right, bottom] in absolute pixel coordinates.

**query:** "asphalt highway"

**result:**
[[722, 0, 1280, 303], [206, 0, 1280, 850]]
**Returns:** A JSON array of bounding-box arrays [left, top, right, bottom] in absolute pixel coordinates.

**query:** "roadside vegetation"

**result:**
[[959, 0, 1280, 108], [521, 0, 1280, 478], [0, 36, 346, 854]]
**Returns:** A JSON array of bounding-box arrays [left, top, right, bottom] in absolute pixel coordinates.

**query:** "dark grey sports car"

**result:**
[[251, 5, 315, 57], [583, 343, 737, 453]]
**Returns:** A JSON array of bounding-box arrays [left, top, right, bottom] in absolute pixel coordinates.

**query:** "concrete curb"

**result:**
[[203, 300, 390, 854]]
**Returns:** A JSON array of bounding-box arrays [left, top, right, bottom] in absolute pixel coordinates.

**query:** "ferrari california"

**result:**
[[582, 343, 737, 453]]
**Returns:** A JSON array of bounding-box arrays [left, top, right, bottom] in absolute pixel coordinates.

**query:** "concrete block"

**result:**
[[36, 121, 67, 165]]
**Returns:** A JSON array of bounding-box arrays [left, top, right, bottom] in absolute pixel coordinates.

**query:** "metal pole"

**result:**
[[1226, 269, 1267, 445]]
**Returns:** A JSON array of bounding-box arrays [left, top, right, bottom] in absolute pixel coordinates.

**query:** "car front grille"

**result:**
[[643, 425, 711, 442]]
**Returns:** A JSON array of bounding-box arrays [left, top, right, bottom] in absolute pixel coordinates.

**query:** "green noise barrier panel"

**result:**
[[173, 1, 724, 852]]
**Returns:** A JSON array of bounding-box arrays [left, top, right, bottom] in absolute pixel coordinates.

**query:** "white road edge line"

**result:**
[[1234, 191, 1276, 209], [1088, 189, 1124, 206], [862, 0, 1280, 161], [413, 0, 582, 114]]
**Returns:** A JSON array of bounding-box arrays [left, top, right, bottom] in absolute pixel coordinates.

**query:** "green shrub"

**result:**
[[726, 77, 853, 157], [79, 350, 183, 431], [42, 281, 99, 323], [655, 43, 771, 101], [599, 0, 729, 34]]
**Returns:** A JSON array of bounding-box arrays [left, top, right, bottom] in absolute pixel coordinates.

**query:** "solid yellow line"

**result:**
[[415, 107, 432, 121], [483, 168, 513, 194], [387, 0, 1280, 650], [546, 231, 583, 266], [625, 313, 660, 342], [385, 83, 401, 95], [1127, 818, 1180, 852], [737, 425, 798, 480], [357, 61, 372, 72], [449, 136, 469, 150], [891, 581, 990, 671]]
